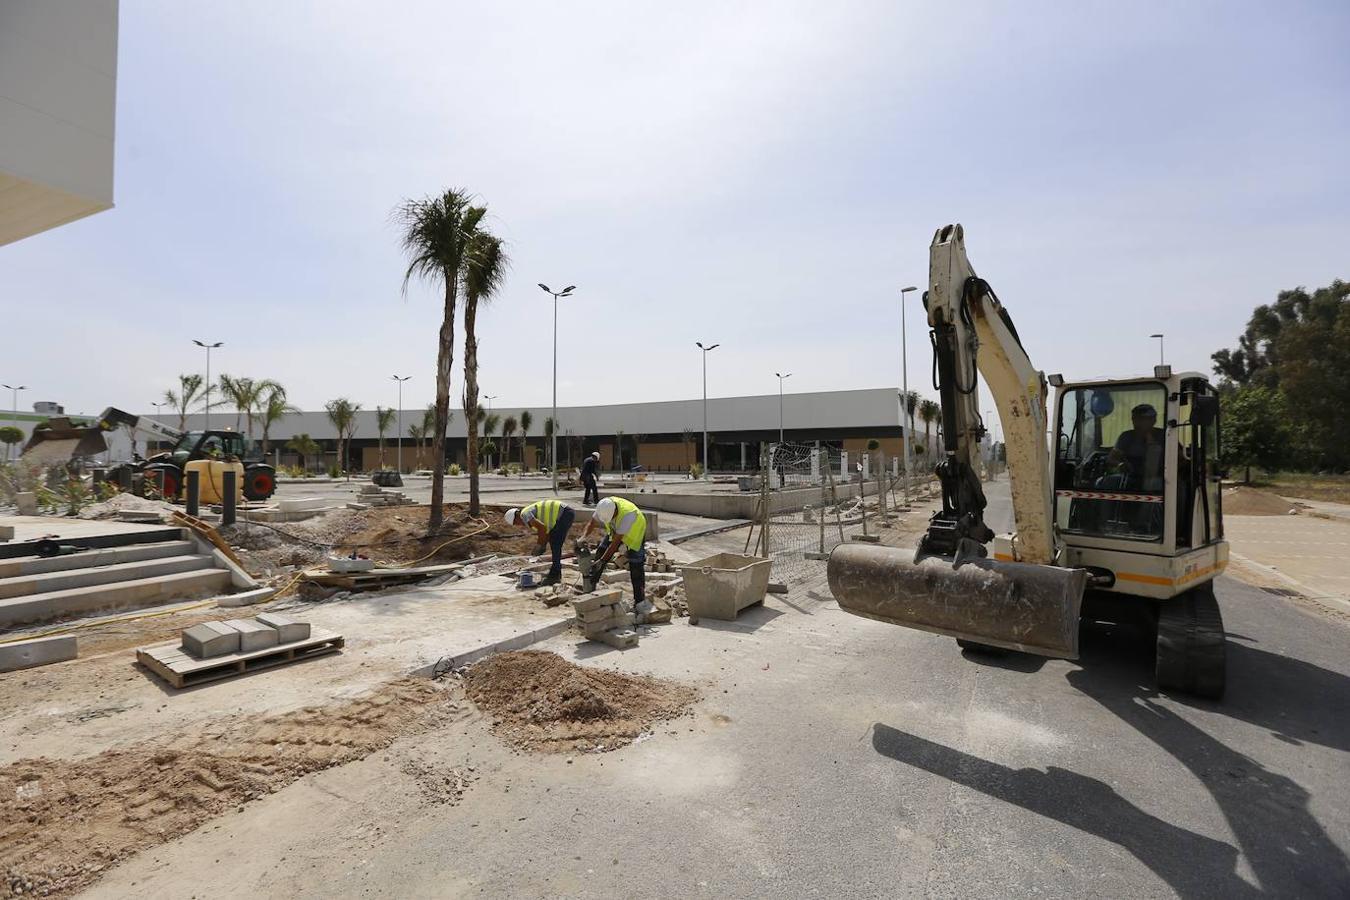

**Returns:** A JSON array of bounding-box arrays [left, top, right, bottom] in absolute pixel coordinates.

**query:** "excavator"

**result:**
[[828, 224, 1227, 698]]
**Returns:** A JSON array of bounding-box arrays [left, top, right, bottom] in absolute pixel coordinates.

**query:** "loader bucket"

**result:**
[[827, 543, 1088, 659]]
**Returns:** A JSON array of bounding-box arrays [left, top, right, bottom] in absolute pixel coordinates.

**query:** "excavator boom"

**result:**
[[827, 224, 1087, 658]]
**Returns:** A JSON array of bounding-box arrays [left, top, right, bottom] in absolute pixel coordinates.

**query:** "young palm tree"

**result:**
[[482, 412, 501, 470], [500, 415, 517, 470], [164, 374, 207, 431], [518, 410, 532, 468], [918, 399, 941, 457], [245, 378, 283, 441], [407, 423, 425, 469], [286, 433, 321, 473], [460, 229, 507, 514], [259, 387, 299, 455], [376, 407, 396, 468], [325, 398, 358, 478], [398, 188, 489, 533], [542, 417, 556, 472]]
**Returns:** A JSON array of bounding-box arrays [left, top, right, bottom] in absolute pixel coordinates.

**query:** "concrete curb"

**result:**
[[1228, 550, 1350, 616], [411, 617, 575, 678], [216, 586, 278, 608]]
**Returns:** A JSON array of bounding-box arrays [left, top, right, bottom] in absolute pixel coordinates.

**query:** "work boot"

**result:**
[[542, 571, 562, 586], [634, 599, 655, 624]]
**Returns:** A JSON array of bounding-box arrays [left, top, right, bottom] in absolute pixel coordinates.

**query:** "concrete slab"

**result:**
[[225, 618, 280, 653], [256, 612, 310, 643], [0, 635, 77, 672], [181, 621, 240, 658], [0, 516, 179, 543]]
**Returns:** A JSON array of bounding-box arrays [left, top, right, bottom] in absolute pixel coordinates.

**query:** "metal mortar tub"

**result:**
[[678, 552, 772, 623]]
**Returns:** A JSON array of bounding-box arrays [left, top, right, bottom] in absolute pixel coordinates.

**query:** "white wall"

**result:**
[[0, 0, 118, 245]]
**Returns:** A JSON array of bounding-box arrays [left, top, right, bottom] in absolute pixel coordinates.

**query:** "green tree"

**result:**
[[375, 406, 396, 468], [325, 398, 359, 479], [217, 375, 257, 435], [482, 413, 501, 469], [918, 399, 940, 456], [500, 415, 518, 470], [398, 188, 489, 533], [462, 231, 507, 515], [258, 385, 298, 455], [1220, 385, 1289, 483], [407, 423, 425, 469], [0, 425, 22, 462], [518, 410, 533, 468], [286, 433, 321, 473], [164, 373, 207, 431]]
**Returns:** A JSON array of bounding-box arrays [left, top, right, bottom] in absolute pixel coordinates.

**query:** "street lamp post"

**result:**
[[538, 284, 576, 493], [775, 372, 792, 445], [696, 342, 720, 479], [392, 375, 411, 473], [899, 285, 918, 504], [1150, 333, 1165, 367], [2, 383, 25, 462], [192, 340, 222, 432]]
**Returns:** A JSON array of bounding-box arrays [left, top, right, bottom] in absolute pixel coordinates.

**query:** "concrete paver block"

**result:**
[[595, 627, 638, 649], [181, 621, 240, 658], [578, 603, 623, 624], [255, 612, 310, 643], [225, 618, 280, 653], [0, 635, 77, 672], [571, 590, 622, 613]]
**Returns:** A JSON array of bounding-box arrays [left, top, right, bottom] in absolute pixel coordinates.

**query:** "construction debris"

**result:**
[[300, 562, 464, 591], [571, 590, 638, 648], [354, 483, 414, 507]]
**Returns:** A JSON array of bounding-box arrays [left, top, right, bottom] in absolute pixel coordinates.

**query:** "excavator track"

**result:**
[[1155, 582, 1226, 699]]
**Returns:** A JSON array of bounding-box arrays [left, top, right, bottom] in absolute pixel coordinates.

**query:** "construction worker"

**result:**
[[580, 450, 601, 506], [505, 499, 576, 585], [581, 496, 650, 615]]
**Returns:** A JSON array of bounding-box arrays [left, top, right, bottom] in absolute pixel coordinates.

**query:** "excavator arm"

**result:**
[[827, 224, 1087, 658]]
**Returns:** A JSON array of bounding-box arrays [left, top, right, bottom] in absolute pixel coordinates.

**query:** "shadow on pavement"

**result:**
[[871, 620, 1350, 897]]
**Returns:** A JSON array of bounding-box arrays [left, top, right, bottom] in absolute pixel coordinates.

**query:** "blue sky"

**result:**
[[3, 1, 1348, 422]]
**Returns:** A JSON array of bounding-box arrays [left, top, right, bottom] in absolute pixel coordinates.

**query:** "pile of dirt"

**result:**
[[462, 650, 697, 753], [0, 678, 459, 899], [1223, 485, 1299, 516], [333, 503, 538, 565], [78, 493, 176, 520]]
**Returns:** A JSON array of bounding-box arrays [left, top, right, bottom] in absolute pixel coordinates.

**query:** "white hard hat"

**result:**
[[594, 498, 617, 523], [504, 508, 520, 525], [591, 451, 600, 459]]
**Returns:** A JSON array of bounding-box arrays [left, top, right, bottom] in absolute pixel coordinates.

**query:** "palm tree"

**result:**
[[918, 399, 941, 457], [682, 428, 695, 470], [398, 188, 489, 533], [500, 415, 518, 470], [325, 398, 359, 478], [246, 378, 283, 441], [482, 412, 501, 469], [375, 406, 396, 468], [462, 231, 508, 516], [164, 374, 207, 431], [542, 417, 556, 472], [217, 375, 256, 434], [407, 423, 425, 469], [259, 387, 299, 455], [518, 410, 532, 468], [286, 433, 321, 473]]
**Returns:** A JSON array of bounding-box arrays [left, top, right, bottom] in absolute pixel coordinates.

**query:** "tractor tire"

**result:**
[[244, 467, 277, 502], [147, 466, 181, 500]]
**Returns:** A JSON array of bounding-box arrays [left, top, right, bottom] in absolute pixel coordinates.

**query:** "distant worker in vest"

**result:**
[[580, 451, 601, 506], [504, 499, 576, 586], [581, 496, 650, 614]]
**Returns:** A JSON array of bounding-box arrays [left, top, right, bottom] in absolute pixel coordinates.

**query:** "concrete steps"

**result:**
[[0, 569, 233, 629], [0, 540, 198, 579], [0, 554, 216, 600]]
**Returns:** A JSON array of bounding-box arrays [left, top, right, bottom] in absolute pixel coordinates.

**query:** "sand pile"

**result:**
[[1223, 486, 1299, 516], [462, 650, 697, 753], [0, 678, 459, 899]]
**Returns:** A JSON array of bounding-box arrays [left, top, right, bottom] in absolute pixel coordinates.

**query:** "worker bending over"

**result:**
[[582, 496, 651, 615], [505, 499, 576, 585]]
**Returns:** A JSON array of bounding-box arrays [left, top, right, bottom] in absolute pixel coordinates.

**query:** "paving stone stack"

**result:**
[[351, 484, 414, 509], [570, 590, 638, 649], [180, 613, 311, 659]]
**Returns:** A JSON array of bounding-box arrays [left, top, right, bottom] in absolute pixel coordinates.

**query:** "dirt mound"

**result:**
[[1224, 486, 1299, 516], [462, 650, 697, 753], [0, 678, 459, 899]]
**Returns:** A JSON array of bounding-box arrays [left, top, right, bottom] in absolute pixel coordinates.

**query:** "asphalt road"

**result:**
[[86, 544, 1350, 898]]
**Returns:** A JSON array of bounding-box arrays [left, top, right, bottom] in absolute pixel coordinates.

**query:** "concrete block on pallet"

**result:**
[[181, 621, 240, 658], [224, 618, 279, 653], [255, 612, 310, 643], [0, 635, 77, 672], [571, 590, 622, 613]]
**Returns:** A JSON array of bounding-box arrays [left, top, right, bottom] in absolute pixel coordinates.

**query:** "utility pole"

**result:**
[[899, 285, 918, 505], [775, 372, 792, 445], [1150, 333, 1165, 367], [192, 340, 222, 432], [696, 342, 720, 479], [538, 284, 576, 493], [392, 375, 411, 473], [3, 383, 26, 462]]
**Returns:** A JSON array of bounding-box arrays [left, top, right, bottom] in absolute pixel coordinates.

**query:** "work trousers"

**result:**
[[598, 538, 645, 605], [545, 506, 575, 580], [582, 474, 599, 505]]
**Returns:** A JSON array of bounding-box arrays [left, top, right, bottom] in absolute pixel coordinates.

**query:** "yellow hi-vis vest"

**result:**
[[604, 497, 646, 552], [522, 499, 563, 531]]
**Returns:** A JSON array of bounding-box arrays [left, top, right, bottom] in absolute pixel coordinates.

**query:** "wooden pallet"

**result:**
[[136, 628, 344, 689], [301, 563, 462, 591]]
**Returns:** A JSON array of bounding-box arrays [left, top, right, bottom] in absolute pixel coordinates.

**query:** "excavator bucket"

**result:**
[[827, 543, 1088, 659]]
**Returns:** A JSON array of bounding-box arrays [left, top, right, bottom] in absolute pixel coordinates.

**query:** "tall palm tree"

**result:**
[[286, 433, 321, 473], [461, 230, 508, 515], [375, 406, 396, 468], [164, 374, 207, 431], [500, 415, 518, 470], [918, 399, 941, 457], [325, 398, 359, 479], [398, 188, 489, 533], [217, 375, 256, 434], [518, 410, 532, 468], [259, 387, 299, 455], [246, 378, 283, 441]]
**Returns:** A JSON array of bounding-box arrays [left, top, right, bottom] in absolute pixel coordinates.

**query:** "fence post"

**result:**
[[221, 470, 237, 526], [185, 469, 200, 518]]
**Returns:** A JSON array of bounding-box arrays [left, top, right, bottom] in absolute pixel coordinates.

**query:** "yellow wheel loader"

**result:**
[[828, 224, 1227, 698]]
